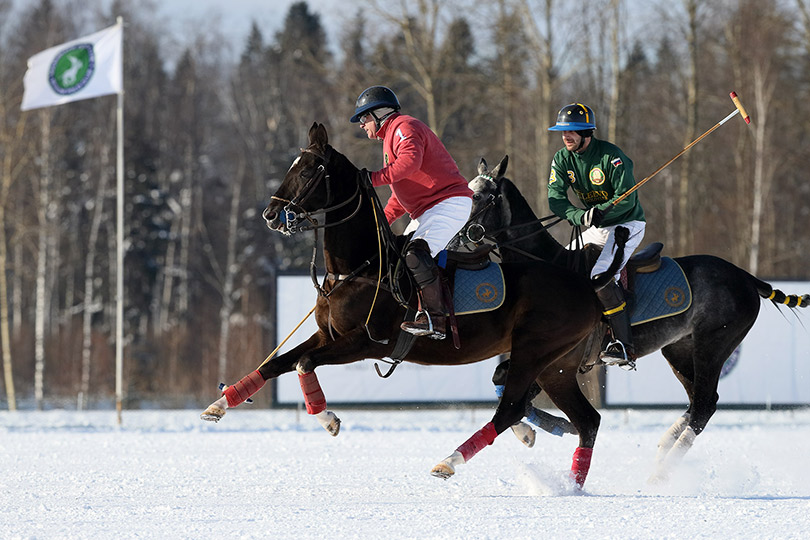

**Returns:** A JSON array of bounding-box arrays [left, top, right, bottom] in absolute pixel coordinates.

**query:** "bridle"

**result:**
[[270, 145, 364, 233], [455, 175, 564, 259]]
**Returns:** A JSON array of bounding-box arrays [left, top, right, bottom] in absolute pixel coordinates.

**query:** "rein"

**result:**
[[279, 154, 415, 360]]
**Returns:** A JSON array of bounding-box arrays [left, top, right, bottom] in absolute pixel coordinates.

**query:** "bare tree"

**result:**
[[677, 0, 699, 255]]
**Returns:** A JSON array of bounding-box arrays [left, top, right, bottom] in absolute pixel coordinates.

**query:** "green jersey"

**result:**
[[547, 138, 645, 227]]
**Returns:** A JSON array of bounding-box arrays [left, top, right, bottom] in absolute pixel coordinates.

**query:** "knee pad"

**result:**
[[404, 239, 437, 284]]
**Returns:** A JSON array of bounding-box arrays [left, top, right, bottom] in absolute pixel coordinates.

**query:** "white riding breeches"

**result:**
[[403, 196, 473, 257], [567, 220, 646, 280]]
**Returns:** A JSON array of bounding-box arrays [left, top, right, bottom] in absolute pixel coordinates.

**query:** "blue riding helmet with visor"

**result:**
[[548, 103, 596, 132]]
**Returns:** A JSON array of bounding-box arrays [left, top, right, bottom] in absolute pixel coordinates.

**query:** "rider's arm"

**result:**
[[547, 155, 585, 225], [384, 191, 406, 225]]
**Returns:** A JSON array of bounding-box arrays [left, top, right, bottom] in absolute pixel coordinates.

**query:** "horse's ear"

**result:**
[[309, 122, 329, 148], [477, 157, 488, 176], [492, 155, 509, 179]]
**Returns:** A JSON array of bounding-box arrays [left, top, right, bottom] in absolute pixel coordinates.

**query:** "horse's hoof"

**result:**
[[200, 404, 225, 422], [431, 462, 455, 479], [326, 415, 341, 437], [315, 410, 341, 436], [511, 422, 536, 448]]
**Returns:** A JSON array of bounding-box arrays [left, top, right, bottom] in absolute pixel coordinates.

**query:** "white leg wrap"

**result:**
[[655, 414, 690, 463], [667, 425, 697, 462], [649, 425, 698, 484]]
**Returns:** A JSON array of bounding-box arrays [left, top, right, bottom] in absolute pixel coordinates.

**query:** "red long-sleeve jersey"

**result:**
[[370, 113, 472, 224]]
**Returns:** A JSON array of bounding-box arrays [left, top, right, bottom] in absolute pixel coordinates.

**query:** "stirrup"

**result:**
[[599, 340, 636, 371], [401, 311, 446, 340]]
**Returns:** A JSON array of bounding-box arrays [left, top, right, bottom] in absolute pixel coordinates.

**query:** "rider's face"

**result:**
[[562, 131, 583, 152], [359, 113, 377, 139]]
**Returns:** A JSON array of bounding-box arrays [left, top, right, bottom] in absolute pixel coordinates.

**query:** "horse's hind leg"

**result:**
[[651, 322, 754, 482], [492, 359, 574, 445]]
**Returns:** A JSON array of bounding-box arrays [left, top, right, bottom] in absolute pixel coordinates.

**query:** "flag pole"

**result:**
[[115, 16, 124, 426]]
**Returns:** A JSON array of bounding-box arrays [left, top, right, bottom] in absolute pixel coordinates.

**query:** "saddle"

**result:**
[[623, 241, 663, 293], [438, 244, 494, 271]]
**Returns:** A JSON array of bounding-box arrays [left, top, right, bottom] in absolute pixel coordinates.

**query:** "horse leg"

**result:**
[[199, 332, 321, 422], [648, 342, 698, 472], [650, 369, 719, 483], [492, 358, 573, 443], [432, 352, 540, 479], [651, 323, 752, 482], [492, 364, 536, 447], [539, 367, 602, 489], [294, 327, 391, 436]]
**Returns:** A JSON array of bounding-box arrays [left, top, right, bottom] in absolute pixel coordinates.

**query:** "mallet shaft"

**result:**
[[611, 91, 751, 206]]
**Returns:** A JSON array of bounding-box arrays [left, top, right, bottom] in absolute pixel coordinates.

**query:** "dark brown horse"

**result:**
[[457, 155, 810, 481], [201, 124, 627, 486]]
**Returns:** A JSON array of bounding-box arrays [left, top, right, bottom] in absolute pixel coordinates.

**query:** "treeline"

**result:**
[[0, 0, 808, 409]]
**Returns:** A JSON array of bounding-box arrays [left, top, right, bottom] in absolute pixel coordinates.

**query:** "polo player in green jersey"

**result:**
[[547, 103, 646, 365]]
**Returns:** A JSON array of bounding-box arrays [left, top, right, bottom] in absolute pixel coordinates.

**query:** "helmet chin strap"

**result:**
[[572, 128, 595, 152]]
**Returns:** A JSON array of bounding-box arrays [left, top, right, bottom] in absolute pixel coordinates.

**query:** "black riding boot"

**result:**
[[401, 239, 446, 339], [596, 281, 636, 368]]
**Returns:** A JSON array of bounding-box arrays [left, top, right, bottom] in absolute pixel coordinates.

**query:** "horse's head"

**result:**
[[263, 123, 339, 234], [460, 155, 511, 244]]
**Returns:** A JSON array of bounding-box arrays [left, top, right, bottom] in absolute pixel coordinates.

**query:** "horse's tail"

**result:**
[[591, 225, 628, 291], [753, 278, 810, 309]]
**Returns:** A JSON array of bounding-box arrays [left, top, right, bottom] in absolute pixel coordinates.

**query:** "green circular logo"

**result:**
[[49, 44, 95, 95]]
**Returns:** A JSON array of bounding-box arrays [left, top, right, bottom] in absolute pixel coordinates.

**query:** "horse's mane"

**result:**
[[499, 177, 539, 223]]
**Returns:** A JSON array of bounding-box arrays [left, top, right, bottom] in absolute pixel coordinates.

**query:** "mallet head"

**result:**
[[729, 91, 751, 124]]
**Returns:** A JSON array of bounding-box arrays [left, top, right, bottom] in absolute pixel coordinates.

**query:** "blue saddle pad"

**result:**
[[630, 257, 692, 325], [452, 263, 506, 315]]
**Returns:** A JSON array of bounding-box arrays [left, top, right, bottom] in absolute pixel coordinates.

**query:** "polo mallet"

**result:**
[[612, 91, 751, 205]]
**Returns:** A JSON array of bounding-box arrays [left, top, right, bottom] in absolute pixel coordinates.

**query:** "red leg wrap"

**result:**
[[224, 370, 266, 408], [570, 446, 593, 488], [298, 371, 327, 415], [456, 422, 498, 462]]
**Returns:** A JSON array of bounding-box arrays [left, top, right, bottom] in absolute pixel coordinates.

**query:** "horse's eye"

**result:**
[[472, 193, 481, 201]]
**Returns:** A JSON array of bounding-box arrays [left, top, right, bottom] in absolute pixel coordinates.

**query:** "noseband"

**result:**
[[271, 145, 363, 233]]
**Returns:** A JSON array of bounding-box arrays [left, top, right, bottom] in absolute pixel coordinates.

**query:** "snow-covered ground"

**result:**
[[2, 406, 810, 539]]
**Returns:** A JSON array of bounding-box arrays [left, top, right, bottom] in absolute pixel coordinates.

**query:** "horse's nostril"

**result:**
[[263, 208, 276, 222]]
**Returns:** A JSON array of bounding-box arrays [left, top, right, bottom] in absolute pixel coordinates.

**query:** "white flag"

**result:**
[[21, 22, 122, 111]]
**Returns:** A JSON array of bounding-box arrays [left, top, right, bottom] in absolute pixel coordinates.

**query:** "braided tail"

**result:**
[[755, 279, 810, 309]]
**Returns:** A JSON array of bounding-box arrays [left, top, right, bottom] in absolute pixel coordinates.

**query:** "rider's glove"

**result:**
[[582, 207, 606, 228]]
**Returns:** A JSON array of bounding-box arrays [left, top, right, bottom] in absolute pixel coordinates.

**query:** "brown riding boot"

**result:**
[[400, 239, 447, 339], [401, 278, 447, 339]]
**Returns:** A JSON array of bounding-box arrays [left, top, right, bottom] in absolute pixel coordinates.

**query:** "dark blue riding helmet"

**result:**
[[350, 86, 401, 123], [548, 103, 596, 132]]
